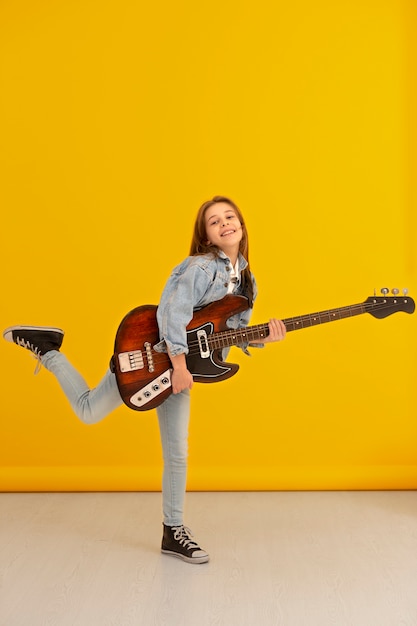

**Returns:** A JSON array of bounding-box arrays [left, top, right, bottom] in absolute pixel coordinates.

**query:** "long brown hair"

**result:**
[[189, 196, 254, 307]]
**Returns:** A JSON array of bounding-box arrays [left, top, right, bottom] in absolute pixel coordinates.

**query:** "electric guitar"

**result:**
[[112, 291, 415, 411]]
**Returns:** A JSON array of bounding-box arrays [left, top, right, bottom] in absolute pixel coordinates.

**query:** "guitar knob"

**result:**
[[403, 288, 409, 296], [391, 288, 399, 295], [381, 287, 389, 296]]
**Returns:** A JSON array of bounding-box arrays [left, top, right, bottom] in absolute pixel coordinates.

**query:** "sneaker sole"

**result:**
[[161, 549, 209, 564], [3, 325, 64, 340]]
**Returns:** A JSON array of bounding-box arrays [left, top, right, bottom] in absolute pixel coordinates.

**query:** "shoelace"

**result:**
[[172, 526, 200, 550], [16, 337, 43, 375]]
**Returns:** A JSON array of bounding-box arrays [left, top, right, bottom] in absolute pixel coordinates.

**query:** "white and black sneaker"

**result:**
[[161, 524, 209, 564], [3, 325, 64, 362]]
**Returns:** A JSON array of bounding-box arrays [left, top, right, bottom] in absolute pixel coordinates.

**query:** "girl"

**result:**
[[3, 195, 286, 564]]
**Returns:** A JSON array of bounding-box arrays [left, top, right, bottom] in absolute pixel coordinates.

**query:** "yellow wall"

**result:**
[[0, 0, 416, 491]]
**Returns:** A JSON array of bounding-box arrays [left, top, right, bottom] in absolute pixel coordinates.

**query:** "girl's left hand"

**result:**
[[262, 318, 286, 343]]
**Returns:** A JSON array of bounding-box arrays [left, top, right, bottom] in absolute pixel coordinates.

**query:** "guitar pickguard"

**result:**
[[185, 322, 233, 379]]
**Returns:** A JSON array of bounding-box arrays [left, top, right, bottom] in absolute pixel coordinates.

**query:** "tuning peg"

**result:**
[[403, 288, 409, 296], [391, 288, 399, 295], [381, 287, 389, 295]]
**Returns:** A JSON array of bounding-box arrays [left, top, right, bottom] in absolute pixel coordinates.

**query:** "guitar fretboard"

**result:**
[[208, 302, 367, 349], [283, 302, 367, 332]]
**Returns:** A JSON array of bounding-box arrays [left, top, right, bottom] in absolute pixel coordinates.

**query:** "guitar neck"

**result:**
[[283, 301, 367, 332], [209, 302, 367, 349]]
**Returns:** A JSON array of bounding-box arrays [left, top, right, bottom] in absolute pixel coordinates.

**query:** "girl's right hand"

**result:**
[[171, 367, 193, 394], [168, 350, 194, 393]]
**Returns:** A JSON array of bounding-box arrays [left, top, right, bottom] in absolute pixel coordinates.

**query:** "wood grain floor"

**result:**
[[1, 490, 417, 626]]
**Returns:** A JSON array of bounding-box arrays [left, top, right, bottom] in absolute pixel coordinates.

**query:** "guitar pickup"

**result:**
[[197, 329, 210, 358], [118, 350, 144, 372]]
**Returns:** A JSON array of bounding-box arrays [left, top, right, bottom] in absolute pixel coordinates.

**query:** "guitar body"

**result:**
[[113, 295, 249, 411]]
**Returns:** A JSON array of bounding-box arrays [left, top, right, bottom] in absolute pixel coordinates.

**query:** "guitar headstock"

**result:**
[[365, 288, 415, 319]]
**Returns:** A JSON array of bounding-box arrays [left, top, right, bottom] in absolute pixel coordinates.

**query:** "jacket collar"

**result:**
[[218, 250, 248, 271]]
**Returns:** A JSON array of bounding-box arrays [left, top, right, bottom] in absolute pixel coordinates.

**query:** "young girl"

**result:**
[[3, 195, 286, 564]]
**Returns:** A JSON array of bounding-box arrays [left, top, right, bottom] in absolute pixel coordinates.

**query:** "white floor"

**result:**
[[1, 491, 417, 626]]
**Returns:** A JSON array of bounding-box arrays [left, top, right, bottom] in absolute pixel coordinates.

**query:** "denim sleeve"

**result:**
[[154, 263, 212, 356]]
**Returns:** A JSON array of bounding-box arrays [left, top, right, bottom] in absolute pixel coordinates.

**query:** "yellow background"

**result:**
[[0, 0, 416, 491]]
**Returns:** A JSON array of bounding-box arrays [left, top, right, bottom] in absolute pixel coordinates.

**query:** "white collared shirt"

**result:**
[[227, 257, 240, 294]]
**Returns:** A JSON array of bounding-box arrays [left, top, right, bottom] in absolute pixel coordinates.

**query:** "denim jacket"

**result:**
[[154, 251, 259, 357]]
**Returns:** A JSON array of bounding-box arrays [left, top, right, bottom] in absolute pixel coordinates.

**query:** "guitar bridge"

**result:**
[[118, 350, 144, 372]]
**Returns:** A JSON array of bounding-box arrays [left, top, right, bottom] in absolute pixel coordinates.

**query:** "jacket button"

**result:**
[[225, 266, 230, 271], [224, 282, 228, 288]]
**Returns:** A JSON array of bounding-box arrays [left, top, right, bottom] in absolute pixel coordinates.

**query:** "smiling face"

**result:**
[[204, 202, 243, 259], [189, 196, 249, 263]]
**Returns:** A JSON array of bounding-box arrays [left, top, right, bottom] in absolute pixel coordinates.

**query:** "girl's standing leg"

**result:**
[[157, 389, 209, 563], [156, 389, 190, 526], [42, 351, 123, 424]]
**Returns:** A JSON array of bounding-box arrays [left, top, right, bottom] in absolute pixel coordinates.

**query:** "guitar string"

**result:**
[[120, 299, 410, 370]]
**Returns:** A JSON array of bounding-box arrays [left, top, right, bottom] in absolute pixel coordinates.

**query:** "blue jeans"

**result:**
[[42, 351, 189, 526]]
